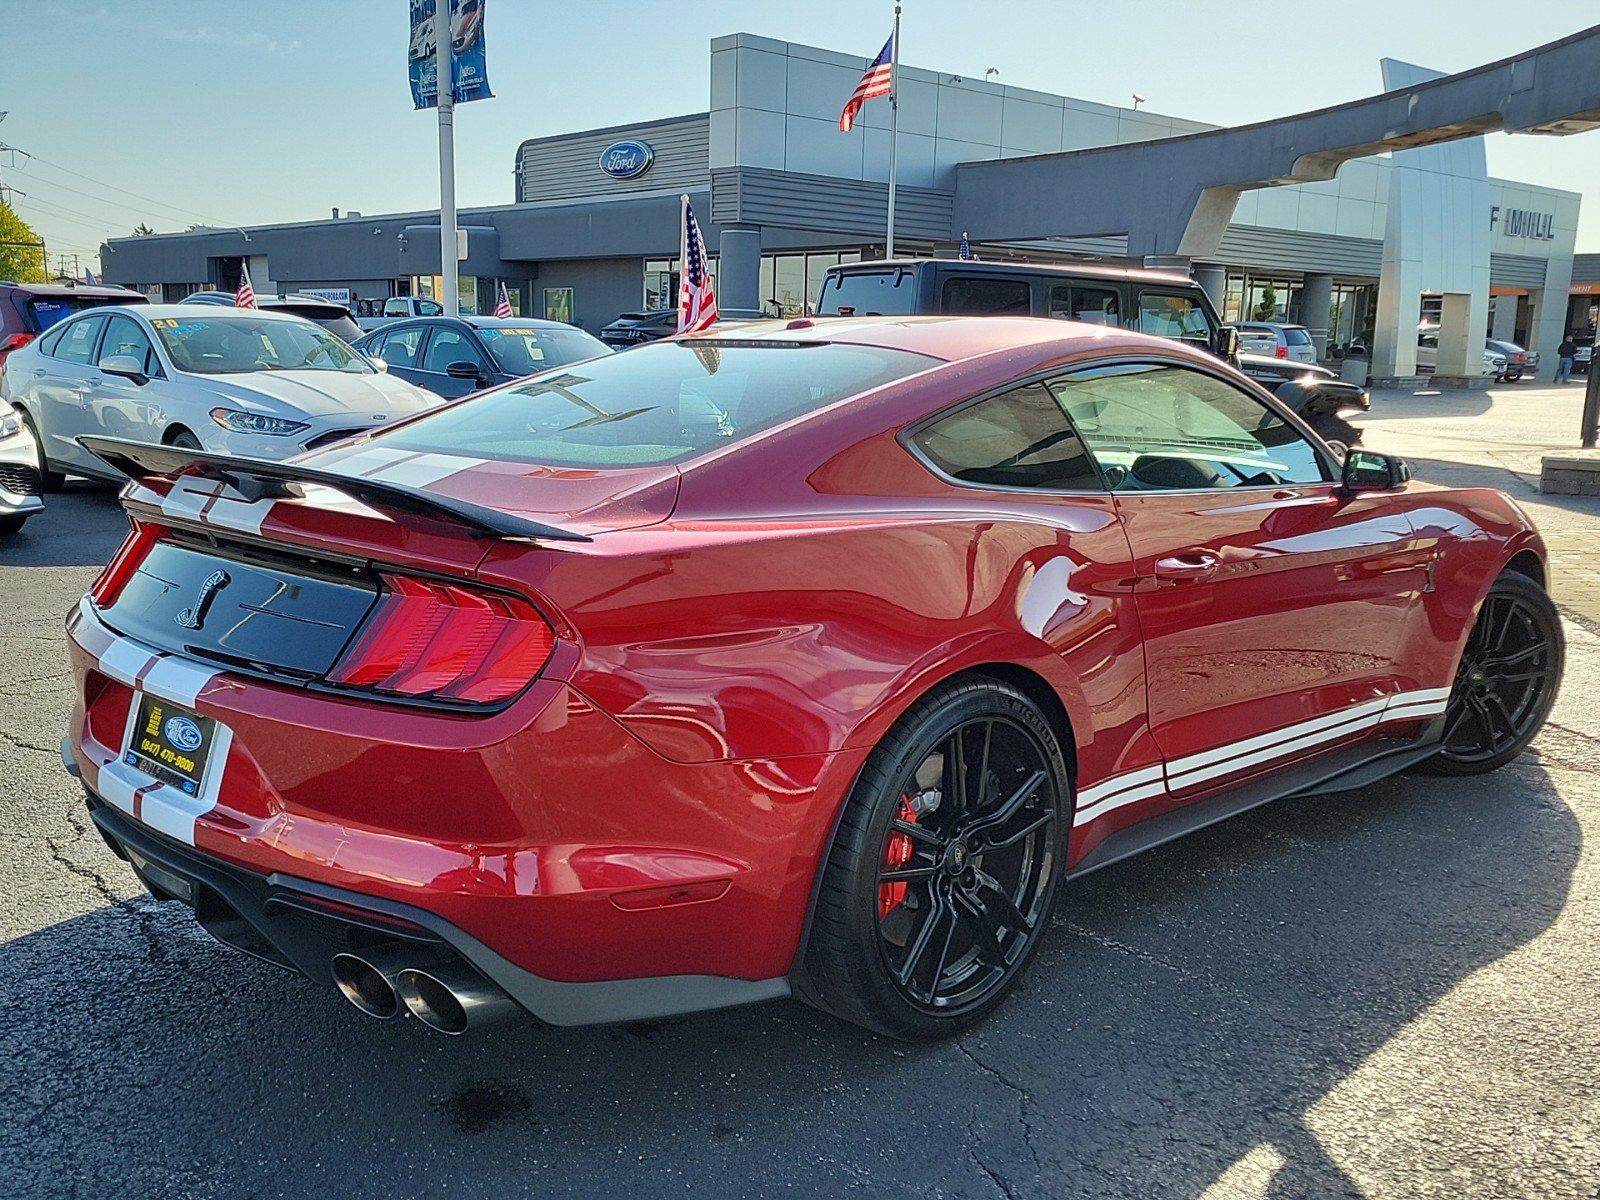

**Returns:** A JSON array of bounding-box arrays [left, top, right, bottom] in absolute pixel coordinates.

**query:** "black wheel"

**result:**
[[1304, 411, 1360, 452], [166, 428, 203, 451], [1421, 572, 1563, 775], [17, 410, 65, 493], [1505, 369, 1523, 382], [0, 513, 25, 537], [800, 677, 1070, 1039]]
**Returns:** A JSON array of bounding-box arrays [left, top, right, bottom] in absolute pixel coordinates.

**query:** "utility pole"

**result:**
[[1582, 330, 1599, 449], [435, 1, 459, 317]]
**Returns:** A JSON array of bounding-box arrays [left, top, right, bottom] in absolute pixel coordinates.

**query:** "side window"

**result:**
[[910, 381, 1102, 491], [941, 277, 1032, 316], [38, 325, 68, 356], [1049, 285, 1121, 326], [375, 326, 424, 368], [421, 328, 485, 373], [417, 299, 444, 317], [1047, 362, 1327, 492], [1137, 292, 1214, 347], [100, 315, 160, 376], [54, 315, 108, 366]]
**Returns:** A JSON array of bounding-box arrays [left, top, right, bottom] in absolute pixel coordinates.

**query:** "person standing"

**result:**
[[1557, 335, 1577, 383]]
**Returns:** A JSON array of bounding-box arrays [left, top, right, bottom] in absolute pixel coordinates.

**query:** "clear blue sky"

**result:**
[[5, 1, 1598, 271]]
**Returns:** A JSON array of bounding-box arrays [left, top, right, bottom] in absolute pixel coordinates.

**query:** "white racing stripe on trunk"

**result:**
[[139, 724, 235, 846], [368, 452, 482, 489]]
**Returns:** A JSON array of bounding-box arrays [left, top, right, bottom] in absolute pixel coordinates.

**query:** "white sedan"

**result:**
[[0, 305, 441, 487], [0, 398, 44, 537]]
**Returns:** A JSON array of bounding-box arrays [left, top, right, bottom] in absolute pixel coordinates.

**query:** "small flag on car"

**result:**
[[677, 197, 719, 335], [494, 281, 513, 318], [83, 268, 98, 285], [235, 263, 257, 310], [959, 231, 975, 260]]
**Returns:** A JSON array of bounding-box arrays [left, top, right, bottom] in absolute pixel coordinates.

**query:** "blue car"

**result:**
[[352, 316, 611, 399]]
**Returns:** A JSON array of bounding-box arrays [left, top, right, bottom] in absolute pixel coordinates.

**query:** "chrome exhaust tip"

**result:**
[[330, 951, 401, 1020], [396, 963, 516, 1035]]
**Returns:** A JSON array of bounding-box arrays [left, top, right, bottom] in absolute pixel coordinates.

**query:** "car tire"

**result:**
[[0, 514, 26, 537], [799, 676, 1070, 1040], [1505, 370, 1522, 382], [17, 410, 65, 493], [1418, 571, 1563, 776], [165, 428, 203, 451]]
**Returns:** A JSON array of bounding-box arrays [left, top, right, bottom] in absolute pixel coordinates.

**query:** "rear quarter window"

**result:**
[[941, 277, 1032, 316]]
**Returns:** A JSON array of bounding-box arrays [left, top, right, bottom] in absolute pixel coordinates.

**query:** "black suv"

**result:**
[[816, 259, 1366, 448], [0, 281, 148, 370]]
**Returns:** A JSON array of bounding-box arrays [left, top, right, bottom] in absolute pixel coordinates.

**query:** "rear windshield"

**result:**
[[815, 269, 917, 317], [374, 340, 936, 467], [1283, 326, 1313, 347], [26, 295, 143, 332], [478, 325, 608, 376]]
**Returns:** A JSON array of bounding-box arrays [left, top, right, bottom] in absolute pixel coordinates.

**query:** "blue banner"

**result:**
[[409, 0, 492, 109]]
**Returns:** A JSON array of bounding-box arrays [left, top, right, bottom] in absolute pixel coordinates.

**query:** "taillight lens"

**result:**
[[1275, 345, 1289, 359], [330, 575, 554, 705], [89, 521, 165, 607]]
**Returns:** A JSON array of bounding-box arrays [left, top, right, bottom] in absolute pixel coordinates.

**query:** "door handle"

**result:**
[[1154, 552, 1220, 581]]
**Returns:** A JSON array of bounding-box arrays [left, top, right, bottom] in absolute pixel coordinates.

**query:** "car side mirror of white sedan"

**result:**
[[98, 355, 149, 386], [367, 355, 389, 373]]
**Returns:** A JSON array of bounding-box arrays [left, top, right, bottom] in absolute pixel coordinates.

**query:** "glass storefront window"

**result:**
[[642, 256, 716, 312]]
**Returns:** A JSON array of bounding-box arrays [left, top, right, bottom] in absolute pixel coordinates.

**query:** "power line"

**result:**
[[9, 192, 125, 237], [5, 147, 226, 226], [7, 163, 188, 227]]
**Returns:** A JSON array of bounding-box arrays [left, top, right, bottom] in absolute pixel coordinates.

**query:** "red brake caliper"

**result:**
[[878, 794, 918, 920]]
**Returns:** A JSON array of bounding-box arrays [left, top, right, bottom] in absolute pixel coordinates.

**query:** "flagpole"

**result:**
[[436, 0, 460, 318], [677, 193, 690, 331], [885, 1, 901, 258]]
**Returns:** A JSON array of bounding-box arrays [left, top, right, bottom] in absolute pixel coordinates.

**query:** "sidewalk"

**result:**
[[1355, 381, 1600, 627]]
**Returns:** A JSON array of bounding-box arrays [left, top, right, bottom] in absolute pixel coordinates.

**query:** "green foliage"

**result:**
[[1252, 283, 1278, 323], [132, 223, 154, 236], [0, 202, 47, 283]]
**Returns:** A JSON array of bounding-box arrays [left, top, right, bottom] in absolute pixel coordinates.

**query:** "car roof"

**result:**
[[0, 282, 147, 300], [462, 316, 583, 331], [830, 257, 1199, 289], [131, 303, 310, 321], [680, 314, 1194, 363]]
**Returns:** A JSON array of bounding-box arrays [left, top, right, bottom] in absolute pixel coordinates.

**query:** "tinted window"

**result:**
[[1049, 285, 1121, 326], [374, 326, 424, 368], [815, 270, 916, 316], [1048, 362, 1326, 492], [942, 277, 1032, 316], [421, 327, 485, 373], [375, 341, 936, 468], [1137, 292, 1213, 345], [150, 315, 372, 375], [25, 295, 142, 332], [101, 315, 159, 375], [1283, 327, 1313, 347], [478, 326, 608, 376], [55, 315, 107, 365], [912, 381, 1100, 490]]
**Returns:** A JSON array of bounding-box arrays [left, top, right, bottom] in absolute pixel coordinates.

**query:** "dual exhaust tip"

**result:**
[[331, 949, 514, 1035]]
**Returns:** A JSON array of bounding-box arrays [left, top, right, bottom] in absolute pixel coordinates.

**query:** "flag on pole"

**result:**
[[494, 281, 513, 318], [82, 268, 98, 285], [839, 35, 894, 132], [677, 197, 719, 335], [958, 231, 974, 260], [235, 263, 257, 309]]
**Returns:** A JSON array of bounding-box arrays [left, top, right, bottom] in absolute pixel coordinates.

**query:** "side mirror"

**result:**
[[1341, 448, 1410, 492], [366, 355, 389, 373], [1214, 325, 1240, 361], [446, 359, 486, 381], [99, 354, 148, 385]]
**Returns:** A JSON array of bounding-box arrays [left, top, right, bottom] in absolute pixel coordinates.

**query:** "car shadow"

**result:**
[[1, 754, 1578, 1198], [0, 481, 128, 569], [1362, 388, 1496, 420]]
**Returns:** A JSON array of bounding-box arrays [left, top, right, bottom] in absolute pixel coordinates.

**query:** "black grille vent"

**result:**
[[0, 463, 41, 497]]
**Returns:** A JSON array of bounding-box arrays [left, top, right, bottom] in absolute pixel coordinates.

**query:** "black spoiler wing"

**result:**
[[78, 436, 591, 543]]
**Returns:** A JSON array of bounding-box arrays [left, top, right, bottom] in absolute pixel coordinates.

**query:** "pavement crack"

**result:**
[[0, 726, 58, 757], [954, 1039, 1044, 1189]]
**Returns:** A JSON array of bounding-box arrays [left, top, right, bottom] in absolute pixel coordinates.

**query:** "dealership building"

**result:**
[[102, 32, 1592, 380]]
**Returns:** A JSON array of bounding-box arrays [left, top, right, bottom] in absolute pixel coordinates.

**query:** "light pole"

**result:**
[[1582, 331, 1599, 449], [435, 5, 459, 317]]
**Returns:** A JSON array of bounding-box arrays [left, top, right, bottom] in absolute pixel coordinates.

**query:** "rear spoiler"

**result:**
[[78, 436, 591, 543]]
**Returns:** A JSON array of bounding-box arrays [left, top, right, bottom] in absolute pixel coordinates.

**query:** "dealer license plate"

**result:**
[[123, 694, 217, 796]]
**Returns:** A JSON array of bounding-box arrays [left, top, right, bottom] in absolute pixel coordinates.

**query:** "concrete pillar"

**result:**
[[1490, 294, 1519, 342], [1371, 272, 1422, 384], [717, 225, 762, 315], [1193, 265, 1228, 313], [1433, 290, 1492, 387], [1300, 273, 1333, 360], [1527, 255, 1576, 382]]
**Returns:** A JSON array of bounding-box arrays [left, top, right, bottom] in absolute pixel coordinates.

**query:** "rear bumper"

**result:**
[[76, 763, 790, 1027]]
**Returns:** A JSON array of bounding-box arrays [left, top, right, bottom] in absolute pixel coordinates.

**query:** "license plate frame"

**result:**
[[122, 693, 218, 797]]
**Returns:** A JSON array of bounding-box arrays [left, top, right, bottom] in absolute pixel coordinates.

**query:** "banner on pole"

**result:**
[[409, 0, 493, 109]]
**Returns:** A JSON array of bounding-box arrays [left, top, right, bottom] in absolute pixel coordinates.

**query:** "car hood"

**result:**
[[199, 370, 443, 421]]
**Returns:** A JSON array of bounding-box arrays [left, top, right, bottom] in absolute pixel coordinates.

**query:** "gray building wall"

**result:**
[[516, 114, 709, 204]]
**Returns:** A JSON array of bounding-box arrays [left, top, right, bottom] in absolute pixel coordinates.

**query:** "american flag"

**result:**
[[494, 281, 513, 318], [677, 199, 718, 335], [839, 34, 893, 133], [958, 231, 974, 260], [235, 263, 257, 310]]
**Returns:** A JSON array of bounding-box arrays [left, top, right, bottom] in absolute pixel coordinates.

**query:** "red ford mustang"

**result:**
[[64, 316, 1563, 1040]]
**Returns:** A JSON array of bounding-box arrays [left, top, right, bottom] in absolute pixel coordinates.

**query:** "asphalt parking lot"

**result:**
[[3, 386, 1598, 1199]]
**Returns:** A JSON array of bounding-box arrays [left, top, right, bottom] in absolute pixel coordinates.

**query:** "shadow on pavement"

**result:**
[[1, 482, 128, 569], [1363, 388, 1496, 421], [1, 755, 1578, 1198]]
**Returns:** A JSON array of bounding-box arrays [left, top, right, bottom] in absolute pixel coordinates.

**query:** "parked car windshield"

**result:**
[[150, 315, 373, 375], [477, 325, 608, 376], [375, 339, 936, 467]]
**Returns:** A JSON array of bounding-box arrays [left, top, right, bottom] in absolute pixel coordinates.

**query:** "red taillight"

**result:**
[[1275, 345, 1289, 359], [330, 574, 554, 705], [89, 521, 165, 607], [1, 332, 33, 354]]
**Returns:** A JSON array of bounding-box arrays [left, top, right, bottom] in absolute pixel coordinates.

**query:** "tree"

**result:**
[[0, 201, 47, 282], [132, 222, 154, 237], [1252, 283, 1279, 323]]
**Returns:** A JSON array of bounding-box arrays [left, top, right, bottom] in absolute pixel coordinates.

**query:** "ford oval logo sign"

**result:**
[[598, 140, 654, 180], [164, 716, 204, 754]]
